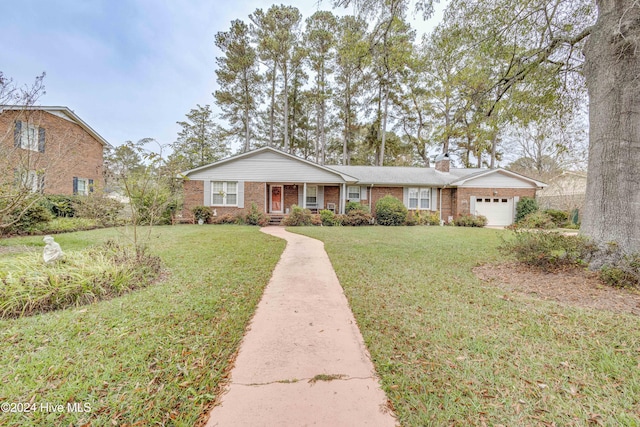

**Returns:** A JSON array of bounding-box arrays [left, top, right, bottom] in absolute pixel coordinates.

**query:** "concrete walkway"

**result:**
[[204, 227, 397, 427]]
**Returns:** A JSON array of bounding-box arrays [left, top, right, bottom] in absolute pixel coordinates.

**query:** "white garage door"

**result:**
[[474, 197, 514, 226]]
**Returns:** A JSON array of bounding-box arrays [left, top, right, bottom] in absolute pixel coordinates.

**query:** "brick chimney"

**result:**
[[435, 153, 450, 173]]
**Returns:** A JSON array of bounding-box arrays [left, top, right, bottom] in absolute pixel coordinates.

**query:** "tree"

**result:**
[[304, 11, 339, 164], [214, 20, 262, 153], [334, 15, 370, 165], [368, 12, 415, 165], [339, 0, 640, 257], [250, 5, 302, 152], [582, 0, 640, 256], [169, 104, 229, 171]]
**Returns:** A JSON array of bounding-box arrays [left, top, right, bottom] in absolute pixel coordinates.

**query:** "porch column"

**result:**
[[303, 182, 307, 209], [341, 183, 346, 214]]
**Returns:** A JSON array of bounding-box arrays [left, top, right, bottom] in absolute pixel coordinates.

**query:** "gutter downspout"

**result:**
[[439, 185, 446, 226]]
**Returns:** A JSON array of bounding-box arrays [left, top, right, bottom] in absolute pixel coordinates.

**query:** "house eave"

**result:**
[[0, 105, 112, 148]]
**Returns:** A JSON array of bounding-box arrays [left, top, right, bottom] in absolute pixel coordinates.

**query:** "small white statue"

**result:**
[[43, 235, 64, 263]]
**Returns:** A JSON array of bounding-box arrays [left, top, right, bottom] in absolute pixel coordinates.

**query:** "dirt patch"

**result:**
[[474, 262, 640, 316]]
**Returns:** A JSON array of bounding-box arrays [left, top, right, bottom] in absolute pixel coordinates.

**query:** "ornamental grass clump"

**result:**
[[0, 240, 162, 318]]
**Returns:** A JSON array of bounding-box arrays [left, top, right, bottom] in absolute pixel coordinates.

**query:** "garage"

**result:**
[[473, 197, 514, 226]]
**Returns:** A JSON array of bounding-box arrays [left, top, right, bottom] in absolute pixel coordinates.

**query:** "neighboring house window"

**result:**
[[348, 186, 360, 200], [211, 181, 237, 206], [73, 177, 93, 195], [15, 121, 45, 152], [408, 187, 431, 210], [306, 186, 317, 206], [17, 170, 43, 193]]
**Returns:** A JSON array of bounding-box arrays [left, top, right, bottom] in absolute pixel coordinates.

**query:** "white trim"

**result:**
[[406, 187, 431, 210], [211, 181, 238, 207]]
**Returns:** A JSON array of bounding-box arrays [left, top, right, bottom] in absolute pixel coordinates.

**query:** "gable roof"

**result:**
[[182, 146, 546, 188], [449, 168, 547, 187], [0, 105, 111, 148], [181, 146, 359, 182]]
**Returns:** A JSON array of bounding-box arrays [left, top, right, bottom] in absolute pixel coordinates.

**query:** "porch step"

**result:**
[[268, 214, 286, 226]]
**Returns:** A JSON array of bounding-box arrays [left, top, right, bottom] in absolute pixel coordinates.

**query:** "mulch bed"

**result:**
[[474, 262, 640, 316]]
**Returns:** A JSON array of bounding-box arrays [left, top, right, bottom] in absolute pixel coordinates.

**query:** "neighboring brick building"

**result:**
[[181, 147, 546, 226], [0, 106, 110, 196]]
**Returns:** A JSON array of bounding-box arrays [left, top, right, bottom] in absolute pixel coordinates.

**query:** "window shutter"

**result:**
[[360, 186, 367, 200], [318, 186, 324, 208], [237, 181, 244, 208], [73, 177, 78, 195], [470, 196, 476, 215], [14, 120, 22, 147], [89, 179, 94, 193], [403, 187, 409, 206], [38, 127, 46, 152]]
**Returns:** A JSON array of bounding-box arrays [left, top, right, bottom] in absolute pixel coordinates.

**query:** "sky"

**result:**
[[1, 0, 445, 152]]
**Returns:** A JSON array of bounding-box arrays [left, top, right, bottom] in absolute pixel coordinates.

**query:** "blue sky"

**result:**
[[1, 0, 443, 152]]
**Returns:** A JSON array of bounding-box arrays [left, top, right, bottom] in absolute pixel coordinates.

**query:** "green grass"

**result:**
[[0, 225, 285, 426], [292, 227, 640, 426]]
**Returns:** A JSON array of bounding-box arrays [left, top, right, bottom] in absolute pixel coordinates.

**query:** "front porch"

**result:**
[[265, 183, 348, 215]]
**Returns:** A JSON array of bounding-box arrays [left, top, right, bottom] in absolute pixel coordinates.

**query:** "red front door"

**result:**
[[271, 185, 283, 213]]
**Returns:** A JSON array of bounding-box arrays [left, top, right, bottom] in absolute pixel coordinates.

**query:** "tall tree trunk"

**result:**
[[269, 66, 276, 146], [343, 78, 350, 165], [283, 65, 290, 152], [380, 84, 389, 166], [582, 0, 640, 256], [243, 71, 250, 152]]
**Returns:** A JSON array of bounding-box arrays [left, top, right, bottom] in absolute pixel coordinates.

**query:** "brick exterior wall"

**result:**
[[369, 187, 403, 215], [182, 180, 267, 221], [0, 109, 105, 195], [324, 186, 340, 211], [283, 185, 298, 212]]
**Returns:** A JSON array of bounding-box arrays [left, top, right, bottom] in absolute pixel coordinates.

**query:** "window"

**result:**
[[306, 186, 317, 206], [73, 177, 92, 195], [408, 187, 431, 210], [348, 186, 360, 200], [211, 181, 238, 206], [18, 170, 43, 193], [20, 124, 39, 151]]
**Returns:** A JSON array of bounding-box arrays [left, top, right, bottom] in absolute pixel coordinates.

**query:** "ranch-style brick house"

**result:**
[[180, 147, 546, 226], [0, 105, 110, 195]]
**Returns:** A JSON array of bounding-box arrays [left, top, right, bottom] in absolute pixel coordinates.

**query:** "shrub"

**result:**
[[516, 197, 538, 222], [453, 214, 488, 227], [5, 202, 53, 234], [375, 195, 407, 226], [0, 240, 162, 318], [282, 205, 314, 226], [544, 209, 569, 227], [319, 209, 338, 226], [341, 209, 373, 226], [212, 214, 237, 224], [245, 203, 270, 226], [600, 254, 640, 289], [310, 214, 323, 226], [74, 194, 123, 226], [414, 210, 440, 226], [405, 211, 418, 226], [346, 201, 369, 213], [499, 230, 595, 271], [517, 211, 556, 229], [43, 195, 77, 218], [32, 217, 99, 234], [191, 206, 213, 223]]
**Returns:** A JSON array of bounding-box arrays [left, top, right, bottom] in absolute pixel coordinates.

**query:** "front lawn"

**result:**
[[293, 227, 640, 426], [0, 225, 285, 426]]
